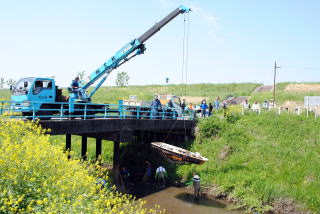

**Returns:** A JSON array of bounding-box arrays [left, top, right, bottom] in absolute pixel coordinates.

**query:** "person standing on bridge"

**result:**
[[166, 98, 174, 109], [181, 99, 186, 112], [155, 165, 167, 189], [150, 94, 162, 119]]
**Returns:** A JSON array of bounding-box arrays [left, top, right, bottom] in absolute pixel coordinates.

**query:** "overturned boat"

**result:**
[[151, 142, 208, 165]]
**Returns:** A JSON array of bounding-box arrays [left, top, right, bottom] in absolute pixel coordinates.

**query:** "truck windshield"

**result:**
[[12, 78, 34, 95]]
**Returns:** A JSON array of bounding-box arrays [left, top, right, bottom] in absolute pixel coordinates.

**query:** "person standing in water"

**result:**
[[187, 172, 201, 200], [192, 173, 201, 200]]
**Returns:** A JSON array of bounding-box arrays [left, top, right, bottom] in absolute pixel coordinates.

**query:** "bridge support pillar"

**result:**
[[96, 138, 102, 160], [113, 141, 120, 185], [66, 134, 71, 159], [81, 136, 87, 161]]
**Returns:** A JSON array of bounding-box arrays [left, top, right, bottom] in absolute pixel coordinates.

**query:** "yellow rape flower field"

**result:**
[[0, 117, 163, 214]]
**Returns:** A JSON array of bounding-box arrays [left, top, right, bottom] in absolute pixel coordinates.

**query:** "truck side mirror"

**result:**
[[10, 85, 13, 91], [24, 82, 28, 88]]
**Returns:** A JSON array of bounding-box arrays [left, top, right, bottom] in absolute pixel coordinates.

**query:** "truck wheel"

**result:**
[[37, 105, 52, 120], [22, 112, 32, 120]]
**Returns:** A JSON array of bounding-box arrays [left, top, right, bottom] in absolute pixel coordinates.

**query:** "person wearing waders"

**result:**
[[143, 160, 152, 184], [155, 165, 167, 189], [192, 173, 201, 200]]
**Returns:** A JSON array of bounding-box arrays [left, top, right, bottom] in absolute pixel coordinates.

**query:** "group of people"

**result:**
[[142, 161, 201, 199], [119, 161, 168, 190], [142, 160, 167, 189], [243, 98, 276, 113], [198, 97, 222, 118]]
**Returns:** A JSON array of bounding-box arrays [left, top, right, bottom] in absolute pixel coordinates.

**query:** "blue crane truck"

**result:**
[[9, 5, 191, 119]]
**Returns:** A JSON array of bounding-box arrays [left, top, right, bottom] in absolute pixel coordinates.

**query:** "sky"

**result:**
[[0, 0, 319, 87]]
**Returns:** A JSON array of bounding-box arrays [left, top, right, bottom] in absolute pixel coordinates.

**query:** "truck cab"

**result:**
[[11, 77, 56, 112], [159, 94, 183, 117]]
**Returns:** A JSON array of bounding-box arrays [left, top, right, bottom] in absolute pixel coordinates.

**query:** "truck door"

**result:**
[[30, 79, 55, 107]]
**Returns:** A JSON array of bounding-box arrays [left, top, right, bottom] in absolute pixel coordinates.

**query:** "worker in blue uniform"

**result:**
[[71, 77, 81, 98], [200, 100, 208, 118], [150, 94, 162, 119]]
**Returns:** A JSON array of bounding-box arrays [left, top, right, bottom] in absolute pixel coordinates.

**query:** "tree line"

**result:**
[[0, 71, 129, 89], [0, 77, 16, 89]]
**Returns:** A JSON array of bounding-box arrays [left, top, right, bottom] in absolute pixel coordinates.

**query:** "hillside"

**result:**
[[90, 83, 260, 104], [250, 82, 320, 107], [177, 112, 320, 213], [0, 83, 259, 104]]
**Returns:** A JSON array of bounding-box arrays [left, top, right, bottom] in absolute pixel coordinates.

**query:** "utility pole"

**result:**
[[273, 61, 280, 106]]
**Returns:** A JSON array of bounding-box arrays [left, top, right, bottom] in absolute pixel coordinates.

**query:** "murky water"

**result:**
[[143, 187, 243, 214]]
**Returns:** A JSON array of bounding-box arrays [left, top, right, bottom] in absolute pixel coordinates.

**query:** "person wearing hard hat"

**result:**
[[187, 172, 201, 200], [192, 173, 201, 200]]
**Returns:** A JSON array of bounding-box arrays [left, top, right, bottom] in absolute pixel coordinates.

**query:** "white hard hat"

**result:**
[[194, 175, 200, 179]]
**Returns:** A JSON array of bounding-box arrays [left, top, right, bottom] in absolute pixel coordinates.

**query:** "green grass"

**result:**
[[177, 112, 320, 212], [49, 135, 114, 163], [2, 82, 320, 105], [250, 82, 320, 105], [0, 89, 10, 100], [91, 83, 260, 104], [0, 83, 259, 104]]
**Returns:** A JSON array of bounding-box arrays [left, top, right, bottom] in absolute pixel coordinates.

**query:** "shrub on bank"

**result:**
[[0, 117, 162, 213]]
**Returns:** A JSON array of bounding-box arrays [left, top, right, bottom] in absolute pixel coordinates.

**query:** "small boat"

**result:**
[[151, 142, 208, 165]]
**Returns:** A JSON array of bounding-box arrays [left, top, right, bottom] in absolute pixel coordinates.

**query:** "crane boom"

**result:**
[[138, 5, 191, 43], [78, 5, 191, 101]]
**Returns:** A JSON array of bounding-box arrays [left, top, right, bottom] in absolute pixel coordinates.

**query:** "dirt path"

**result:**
[[253, 85, 273, 93]]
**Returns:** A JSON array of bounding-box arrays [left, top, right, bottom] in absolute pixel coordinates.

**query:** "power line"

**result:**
[[282, 66, 320, 71]]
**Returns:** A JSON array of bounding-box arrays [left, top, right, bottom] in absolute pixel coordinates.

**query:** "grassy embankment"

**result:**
[[250, 82, 320, 106], [177, 111, 320, 213], [92, 83, 260, 104]]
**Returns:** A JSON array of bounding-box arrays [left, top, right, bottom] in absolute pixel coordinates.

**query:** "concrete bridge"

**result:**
[[38, 118, 196, 183]]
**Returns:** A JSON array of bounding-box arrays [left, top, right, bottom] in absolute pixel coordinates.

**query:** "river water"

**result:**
[[142, 187, 243, 214]]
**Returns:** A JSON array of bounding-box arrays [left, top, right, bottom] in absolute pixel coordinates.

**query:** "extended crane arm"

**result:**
[[138, 5, 191, 43], [78, 5, 191, 100]]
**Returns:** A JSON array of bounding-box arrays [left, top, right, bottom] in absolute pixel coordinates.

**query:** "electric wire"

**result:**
[[183, 13, 190, 147], [181, 13, 186, 97], [185, 12, 190, 97]]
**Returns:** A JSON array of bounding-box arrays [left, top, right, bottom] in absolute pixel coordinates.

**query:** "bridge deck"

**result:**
[[39, 119, 195, 141]]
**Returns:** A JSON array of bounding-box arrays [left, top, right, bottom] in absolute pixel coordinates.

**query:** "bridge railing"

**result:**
[[0, 100, 195, 120]]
